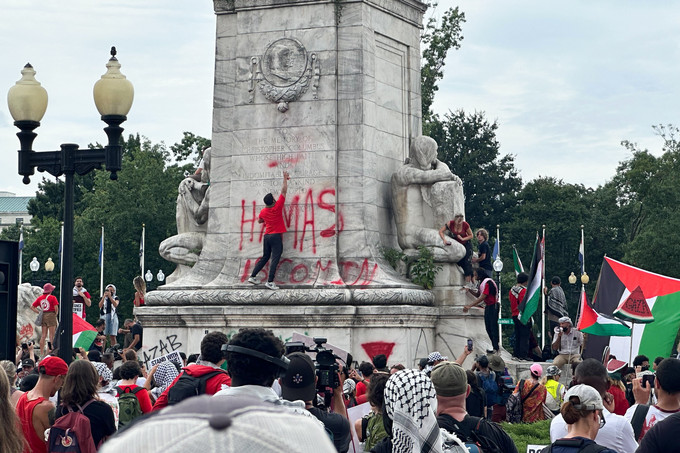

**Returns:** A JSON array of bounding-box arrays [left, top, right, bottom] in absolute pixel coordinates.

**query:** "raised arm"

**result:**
[[281, 171, 290, 197]]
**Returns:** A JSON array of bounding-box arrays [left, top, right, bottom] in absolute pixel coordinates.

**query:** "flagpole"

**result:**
[[18, 225, 23, 283], [496, 224, 502, 348], [577, 225, 585, 326], [541, 225, 546, 349], [59, 222, 64, 299], [99, 225, 104, 296], [141, 224, 145, 276]]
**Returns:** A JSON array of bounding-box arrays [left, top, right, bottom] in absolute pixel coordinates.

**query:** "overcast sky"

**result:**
[[2, 1, 679, 196]]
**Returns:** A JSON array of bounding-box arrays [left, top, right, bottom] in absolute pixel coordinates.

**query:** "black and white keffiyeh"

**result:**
[[154, 361, 180, 391], [384, 369, 442, 453]]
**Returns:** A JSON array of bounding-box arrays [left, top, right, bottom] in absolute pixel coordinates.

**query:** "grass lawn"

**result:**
[[501, 420, 552, 452]]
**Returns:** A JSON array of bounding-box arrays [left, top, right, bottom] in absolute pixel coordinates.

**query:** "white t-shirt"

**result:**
[[551, 408, 638, 453], [624, 404, 680, 441]]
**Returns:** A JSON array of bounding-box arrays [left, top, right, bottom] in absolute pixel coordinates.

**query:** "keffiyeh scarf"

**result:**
[[384, 369, 443, 453]]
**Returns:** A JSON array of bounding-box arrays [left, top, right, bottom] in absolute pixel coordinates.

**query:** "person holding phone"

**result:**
[[99, 284, 120, 347]]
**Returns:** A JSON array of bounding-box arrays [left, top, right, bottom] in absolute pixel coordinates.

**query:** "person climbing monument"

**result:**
[[248, 171, 290, 290]]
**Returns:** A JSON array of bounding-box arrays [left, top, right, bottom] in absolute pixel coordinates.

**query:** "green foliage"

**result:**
[[430, 109, 523, 231], [409, 246, 442, 290], [501, 420, 551, 453], [420, 6, 465, 127], [169, 131, 211, 165], [381, 247, 406, 271]]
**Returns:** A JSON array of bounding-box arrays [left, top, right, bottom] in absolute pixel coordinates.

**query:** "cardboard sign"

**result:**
[[347, 402, 371, 453], [526, 445, 548, 453], [148, 350, 183, 368], [72, 302, 83, 318]]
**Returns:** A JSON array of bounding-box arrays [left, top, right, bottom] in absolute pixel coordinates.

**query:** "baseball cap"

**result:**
[[280, 353, 316, 403], [530, 363, 543, 377], [430, 361, 468, 397], [21, 358, 35, 369], [43, 283, 56, 294], [98, 395, 336, 453], [546, 365, 561, 377], [38, 356, 69, 376], [263, 193, 275, 207], [564, 384, 604, 411]]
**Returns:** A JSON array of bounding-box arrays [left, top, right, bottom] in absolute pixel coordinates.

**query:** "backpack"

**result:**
[[477, 371, 498, 406], [541, 438, 607, 453], [116, 386, 144, 427], [47, 400, 97, 453], [496, 373, 515, 406], [631, 404, 651, 441], [505, 379, 539, 423], [167, 370, 224, 405], [437, 413, 503, 453]]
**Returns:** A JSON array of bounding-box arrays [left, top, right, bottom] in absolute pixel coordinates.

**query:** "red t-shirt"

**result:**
[[479, 278, 498, 306], [509, 286, 526, 317], [116, 384, 153, 413], [73, 290, 91, 319], [447, 220, 471, 244], [259, 194, 287, 234], [32, 294, 58, 312]]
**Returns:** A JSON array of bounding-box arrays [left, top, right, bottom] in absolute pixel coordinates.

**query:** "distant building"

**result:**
[[0, 191, 33, 232]]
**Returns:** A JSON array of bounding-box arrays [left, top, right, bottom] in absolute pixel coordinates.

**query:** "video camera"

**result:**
[[285, 337, 342, 407], [105, 343, 123, 361]]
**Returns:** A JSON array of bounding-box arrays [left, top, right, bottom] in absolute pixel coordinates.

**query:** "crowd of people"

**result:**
[[3, 326, 680, 453]]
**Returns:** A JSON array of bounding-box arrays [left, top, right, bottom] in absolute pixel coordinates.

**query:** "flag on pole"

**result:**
[[584, 257, 680, 361], [518, 232, 544, 325], [577, 288, 631, 337], [19, 229, 24, 251], [98, 229, 104, 267], [72, 314, 97, 350], [512, 245, 524, 275], [579, 237, 585, 275], [139, 225, 145, 274], [492, 237, 499, 261]]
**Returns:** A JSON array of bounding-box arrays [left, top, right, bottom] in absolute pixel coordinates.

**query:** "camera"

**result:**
[[21, 343, 28, 350], [285, 337, 342, 407]]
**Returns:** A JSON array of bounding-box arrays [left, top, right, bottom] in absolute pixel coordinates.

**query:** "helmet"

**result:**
[[546, 365, 561, 377]]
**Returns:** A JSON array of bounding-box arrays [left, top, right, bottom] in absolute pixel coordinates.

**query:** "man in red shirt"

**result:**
[[72, 276, 91, 320], [509, 272, 531, 361], [16, 356, 68, 453], [31, 283, 59, 357], [248, 171, 290, 290]]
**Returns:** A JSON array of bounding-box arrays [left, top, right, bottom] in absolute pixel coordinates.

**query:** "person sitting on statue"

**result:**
[[439, 213, 474, 286], [391, 135, 465, 262]]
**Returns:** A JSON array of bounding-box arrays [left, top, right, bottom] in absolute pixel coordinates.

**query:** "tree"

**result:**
[[430, 109, 523, 230], [420, 5, 465, 129], [170, 131, 211, 164]]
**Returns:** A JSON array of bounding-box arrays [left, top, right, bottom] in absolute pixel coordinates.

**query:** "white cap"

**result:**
[[564, 384, 604, 411]]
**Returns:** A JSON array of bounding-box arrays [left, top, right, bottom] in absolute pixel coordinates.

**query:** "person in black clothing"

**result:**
[[56, 360, 116, 446], [471, 228, 493, 280], [430, 361, 518, 453], [280, 353, 350, 453], [636, 410, 680, 453], [465, 369, 486, 418], [121, 319, 143, 355]]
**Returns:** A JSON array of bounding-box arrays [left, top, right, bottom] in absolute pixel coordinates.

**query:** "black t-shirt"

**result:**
[[478, 241, 492, 271], [56, 400, 116, 446], [636, 411, 680, 453], [437, 413, 518, 453], [308, 407, 351, 453], [130, 323, 143, 350], [465, 388, 487, 417]]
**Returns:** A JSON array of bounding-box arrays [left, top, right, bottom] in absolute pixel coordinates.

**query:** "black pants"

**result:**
[[484, 304, 500, 351], [251, 233, 283, 282], [513, 316, 530, 359]]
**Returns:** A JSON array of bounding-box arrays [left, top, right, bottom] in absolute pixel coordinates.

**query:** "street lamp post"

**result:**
[[7, 47, 134, 364]]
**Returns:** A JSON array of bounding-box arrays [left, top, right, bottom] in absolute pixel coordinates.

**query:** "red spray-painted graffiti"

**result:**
[[361, 341, 396, 362], [240, 188, 343, 253], [18, 324, 35, 343], [239, 258, 378, 286]]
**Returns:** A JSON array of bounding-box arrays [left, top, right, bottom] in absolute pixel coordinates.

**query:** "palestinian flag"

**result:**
[[518, 232, 543, 325], [577, 288, 631, 337], [512, 245, 524, 276], [584, 257, 680, 361], [73, 314, 97, 350]]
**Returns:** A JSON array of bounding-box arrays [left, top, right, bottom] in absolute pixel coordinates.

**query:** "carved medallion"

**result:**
[[249, 38, 320, 112]]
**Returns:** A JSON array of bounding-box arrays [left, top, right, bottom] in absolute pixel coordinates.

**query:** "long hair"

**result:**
[[0, 367, 25, 453], [60, 360, 98, 407], [133, 276, 146, 296]]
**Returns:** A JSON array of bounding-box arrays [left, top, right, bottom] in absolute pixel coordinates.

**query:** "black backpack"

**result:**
[[167, 370, 224, 405], [437, 413, 503, 453], [631, 404, 651, 441], [541, 438, 607, 453]]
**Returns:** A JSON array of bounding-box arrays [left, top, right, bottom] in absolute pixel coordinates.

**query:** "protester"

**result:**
[[543, 384, 617, 453], [352, 361, 375, 402], [463, 269, 500, 353], [606, 358, 630, 416], [635, 411, 680, 453], [624, 357, 680, 441], [465, 369, 486, 417], [551, 359, 638, 453], [31, 283, 59, 357], [116, 361, 153, 417], [99, 284, 119, 347], [372, 354, 389, 373], [544, 276, 568, 339], [56, 360, 116, 447], [474, 355, 498, 420], [389, 364, 405, 374], [652, 356, 664, 371], [16, 356, 68, 453], [280, 353, 350, 453], [431, 361, 518, 453], [92, 361, 120, 428], [1, 360, 23, 407], [0, 366, 24, 453], [357, 372, 390, 451], [72, 276, 92, 319], [516, 363, 546, 422], [121, 318, 143, 355], [510, 272, 531, 360], [543, 365, 566, 416], [370, 369, 442, 453], [133, 275, 146, 307], [471, 228, 493, 279], [551, 316, 584, 369], [145, 360, 181, 402], [439, 213, 474, 286]]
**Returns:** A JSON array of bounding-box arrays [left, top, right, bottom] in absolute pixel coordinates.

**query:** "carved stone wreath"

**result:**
[[249, 38, 320, 112]]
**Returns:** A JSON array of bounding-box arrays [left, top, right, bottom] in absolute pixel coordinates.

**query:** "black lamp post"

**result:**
[[7, 47, 134, 364]]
